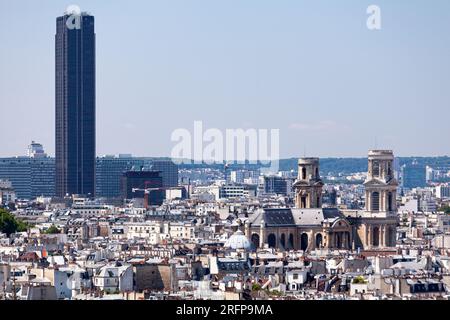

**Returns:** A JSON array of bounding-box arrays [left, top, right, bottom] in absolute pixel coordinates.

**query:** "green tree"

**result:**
[[0, 208, 29, 235], [252, 283, 261, 291], [441, 206, 450, 214], [44, 225, 61, 234], [352, 276, 366, 284]]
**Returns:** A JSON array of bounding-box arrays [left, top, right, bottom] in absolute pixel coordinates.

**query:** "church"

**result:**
[[244, 150, 399, 251]]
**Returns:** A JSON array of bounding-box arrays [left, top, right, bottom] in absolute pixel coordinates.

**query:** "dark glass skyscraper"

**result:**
[[55, 12, 96, 198]]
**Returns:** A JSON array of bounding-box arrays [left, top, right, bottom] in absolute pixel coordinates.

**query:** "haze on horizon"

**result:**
[[1, 0, 449, 159]]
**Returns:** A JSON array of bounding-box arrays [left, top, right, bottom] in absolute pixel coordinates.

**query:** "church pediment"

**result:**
[[330, 218, 350, 229], [293, 179, 324, 187], [364, 178, 398, 187], [364, 179, 388, 187]]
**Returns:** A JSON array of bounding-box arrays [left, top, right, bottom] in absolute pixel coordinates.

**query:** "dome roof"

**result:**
[[224, 230, 251, 250]]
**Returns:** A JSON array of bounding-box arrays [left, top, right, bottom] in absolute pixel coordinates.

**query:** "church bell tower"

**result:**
[[364, 150, 398, 215], [293, 158, 324, 208]]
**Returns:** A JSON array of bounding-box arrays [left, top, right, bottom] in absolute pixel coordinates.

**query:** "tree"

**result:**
[[44, 225, 61, 234], [252, 283, 261, 291], [442, 206, 450, 214], [0, 208, 29, 236], [352, 276, 366, 284]]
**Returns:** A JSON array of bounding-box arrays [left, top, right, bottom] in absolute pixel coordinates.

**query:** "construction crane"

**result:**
[[130, 180, 165, 209]]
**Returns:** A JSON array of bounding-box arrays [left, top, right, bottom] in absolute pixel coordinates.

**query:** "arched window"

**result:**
[[388, 192, 393, 212], [288, 233, 294, 249], [387, 226, 396, 247], [315, 234, 323, 248], [280, 234, 286, 249], [300, 196, 307, 208], [372, 227, 380, 247], [268, 234, 276, 248], [302, 167, 307, 180], [315, 167, 319, 179], [335, 233, 342, 248], [251, 234, 260, 249], [371, 192, 380, 212], [300, 233, 308, 251]]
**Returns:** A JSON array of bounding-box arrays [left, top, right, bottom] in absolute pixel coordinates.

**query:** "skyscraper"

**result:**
[[55, 11, 96, 198]]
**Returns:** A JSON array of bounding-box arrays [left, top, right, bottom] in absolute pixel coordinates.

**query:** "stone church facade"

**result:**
[[244, 150, 399, 251]]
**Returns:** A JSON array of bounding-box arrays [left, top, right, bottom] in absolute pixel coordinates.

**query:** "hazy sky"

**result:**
[[1, 0, 449, 158]]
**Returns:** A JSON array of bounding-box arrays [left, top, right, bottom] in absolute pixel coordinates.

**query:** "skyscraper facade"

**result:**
[[55, 12, 96, 198], [149, 160, 179, 188]]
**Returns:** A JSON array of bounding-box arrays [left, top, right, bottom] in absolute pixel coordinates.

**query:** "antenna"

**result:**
[[374, 137, 378, 150]]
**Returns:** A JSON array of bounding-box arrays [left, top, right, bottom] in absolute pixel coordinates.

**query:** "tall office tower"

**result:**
[[55, 11, 96, 198]]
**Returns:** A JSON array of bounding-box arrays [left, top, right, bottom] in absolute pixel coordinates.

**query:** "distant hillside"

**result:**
[[280, 156, 450, 174], [179, 156, 450, 174]]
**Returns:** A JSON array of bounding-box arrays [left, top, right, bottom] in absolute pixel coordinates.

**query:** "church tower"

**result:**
[[364, 150, 398, 215], [293, 158, 324, 208], [348, 150, 399, 250]]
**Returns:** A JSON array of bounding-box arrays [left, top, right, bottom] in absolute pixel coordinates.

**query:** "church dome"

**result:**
[[224, 230, 251, 250]]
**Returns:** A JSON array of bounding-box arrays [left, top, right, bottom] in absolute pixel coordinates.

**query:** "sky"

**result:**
[[0, 0, 449, 159]]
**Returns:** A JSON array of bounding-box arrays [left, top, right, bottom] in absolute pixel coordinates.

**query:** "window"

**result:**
[[373, 161, 380, 177], [371, 192, 380, 212], [302, 167, 306, 180], [388, 192, 393, 211], [301, 196, 307, 208]]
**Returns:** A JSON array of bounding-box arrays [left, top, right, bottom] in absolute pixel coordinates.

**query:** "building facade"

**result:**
[[263, 175, 289, 196], [401, 161, 427, 189], [150, 160, 179, 188], [0, 157, 55, 199], [96, 156, 151, 198]]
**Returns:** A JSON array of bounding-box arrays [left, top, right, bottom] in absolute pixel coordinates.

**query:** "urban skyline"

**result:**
[[1, 1, 450, 158], [1, 1, 450, 305]]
